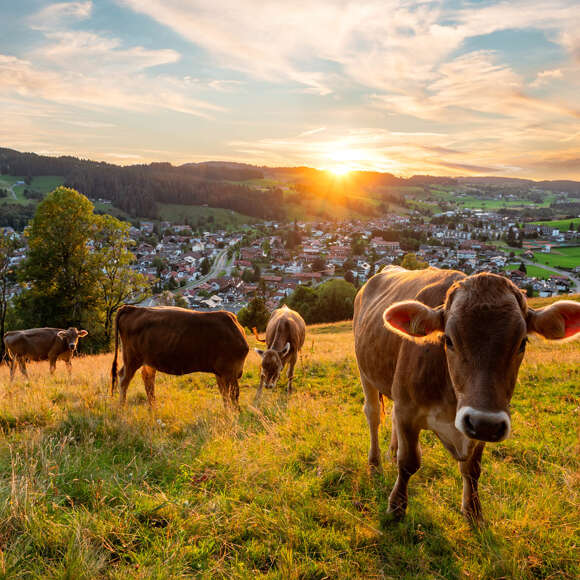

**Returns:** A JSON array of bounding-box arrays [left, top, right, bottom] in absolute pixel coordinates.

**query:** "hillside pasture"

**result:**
[[530, 245, 580, 269], [531, 218, 580, 231], [0, 309, 578, 578], [157, 203, 258, 229], [0, 175, 64, 205], [505, 263, 555, 279]]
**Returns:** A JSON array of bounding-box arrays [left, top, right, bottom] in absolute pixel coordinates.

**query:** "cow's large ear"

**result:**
[[527, 300, 580, 340], [78, 330, 88, 337], [383, 300, 444, 339], [254, 348, 265, 358], [279, 342, 291, 356], [57, 330, 67, 340]]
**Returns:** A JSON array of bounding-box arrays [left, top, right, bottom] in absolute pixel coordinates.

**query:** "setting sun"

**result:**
[[328, 165, 352, 176]]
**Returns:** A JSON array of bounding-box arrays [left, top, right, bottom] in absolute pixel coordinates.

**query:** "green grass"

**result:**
[[157, 203, 258, 229], [0, 175, 64, 205], [530, 218, 580, 231], [0, 308, 578, 578], [455, 195, 555, 210], [528, 246, 580, 269], [505, 263, 556, 279]]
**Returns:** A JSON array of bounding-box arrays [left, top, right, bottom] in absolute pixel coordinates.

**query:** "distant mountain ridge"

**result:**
[[1, 147, 579, 220]]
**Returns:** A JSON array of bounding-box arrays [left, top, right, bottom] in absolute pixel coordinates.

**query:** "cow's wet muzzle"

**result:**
[[455, 406, 510, 443]]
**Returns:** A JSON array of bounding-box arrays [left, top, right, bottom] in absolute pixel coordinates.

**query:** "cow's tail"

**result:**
[[252, 327, 266, 343], [111, 308, 122, 395]]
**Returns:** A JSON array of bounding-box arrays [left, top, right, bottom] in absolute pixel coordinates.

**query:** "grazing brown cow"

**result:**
[[4, 327, 89, 380], [354, 266, 580, 522], [253, 305, 306, 402], [111, 305, 249, 409]]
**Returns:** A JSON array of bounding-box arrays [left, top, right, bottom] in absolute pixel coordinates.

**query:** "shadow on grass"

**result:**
[[369, 471, 506, 579]]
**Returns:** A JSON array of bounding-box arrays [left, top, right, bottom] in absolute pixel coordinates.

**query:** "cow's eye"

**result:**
[[518, 338, 528, 354], [444, 335, 454, 349]]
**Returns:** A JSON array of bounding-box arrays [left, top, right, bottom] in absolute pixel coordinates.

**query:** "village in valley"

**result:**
[[2, 179, 579, 315], [91, 204, 579, 313]]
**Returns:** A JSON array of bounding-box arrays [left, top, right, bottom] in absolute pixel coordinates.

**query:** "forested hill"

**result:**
[[2, 147, 580, 223], [0, 148, 280, 220]]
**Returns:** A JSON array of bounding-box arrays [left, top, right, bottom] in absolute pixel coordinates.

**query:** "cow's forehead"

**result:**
[[445, 287, 526, 335]]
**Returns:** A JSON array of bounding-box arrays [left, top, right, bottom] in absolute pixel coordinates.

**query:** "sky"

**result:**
[[1, 0, 579, 179]]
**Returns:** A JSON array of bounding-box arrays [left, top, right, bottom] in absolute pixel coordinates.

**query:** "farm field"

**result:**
[[505, 263, 555, 279], [455, 196, 555, 210], [0, 300, 578, 579], [157, 203, 258, 229], [0, 175, 64, 205], [529, 246, 580, 269], [531, 218, 580, 231]]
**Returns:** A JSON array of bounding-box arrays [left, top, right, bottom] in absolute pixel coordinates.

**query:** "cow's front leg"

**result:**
[[228, 378, 240, 411], [389, 406, 398, 462], [388, 413, 421, 519], [459, 441, 485, 523], [362, 379, 382, 471], [18, 358, 29, 380], [253, 374, 265, 405], [49, 358, 57, 375], [286, 354, 297, 393], [9, 358, 16, 382]]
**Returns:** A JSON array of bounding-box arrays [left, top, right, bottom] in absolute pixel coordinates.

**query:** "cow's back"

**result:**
[[117, 306, 249, 377], [266, 306, 306, 352], [354, 266, 464, 398]]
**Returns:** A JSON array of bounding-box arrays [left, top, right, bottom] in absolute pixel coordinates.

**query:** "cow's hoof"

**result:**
[[462, 507, 485, 527], [368, 458, 382, 475], [385, 505, 406, 522]]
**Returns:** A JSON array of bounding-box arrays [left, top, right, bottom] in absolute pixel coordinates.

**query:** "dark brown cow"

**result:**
[[111, 305, 249, 409], [253, 305, 306, 403], [4, 327, 88, 380], [354, 266, 580, 522]]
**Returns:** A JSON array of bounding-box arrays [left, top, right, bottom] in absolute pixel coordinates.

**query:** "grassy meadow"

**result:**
[[157, 203, 258, 229], [527, 246, 580, 270], [0, 304, 579, 579]]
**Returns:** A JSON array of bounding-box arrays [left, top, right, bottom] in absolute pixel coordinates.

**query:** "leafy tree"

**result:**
[[18, 187, 98, 328], [237, 297, 270, 331], [91, 214, 150, 345], [200, 257, 211, 276], [284, 279, 357, 324], [311, 256, 326, 272], [0, 231, 19, 358], [17, 187, 150, 351], [285, 285, 319, 323], [351, 234, 366, 256], [400, 253, 428, 270], [518, 262, 527, 274], [315, 279, 357, 322]]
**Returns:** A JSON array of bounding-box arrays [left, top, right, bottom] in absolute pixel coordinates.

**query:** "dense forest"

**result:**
[[0, 148, 281, 220]]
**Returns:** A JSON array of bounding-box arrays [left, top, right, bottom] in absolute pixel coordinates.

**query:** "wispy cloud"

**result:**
[[29, 1, 93, 30], [0, 53, 224, 118], [530, 68, 564, 88]]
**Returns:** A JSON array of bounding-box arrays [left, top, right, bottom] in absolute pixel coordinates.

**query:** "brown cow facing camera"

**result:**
[[354, 266, 580, 522], [253, 305, 306, 403], [111, 305, 249, 409], [4, 327, 89, 380]]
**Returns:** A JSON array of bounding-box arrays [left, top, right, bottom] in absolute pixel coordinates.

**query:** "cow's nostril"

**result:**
[[496, 421, 507, 440], [463, 414, 476, 436]]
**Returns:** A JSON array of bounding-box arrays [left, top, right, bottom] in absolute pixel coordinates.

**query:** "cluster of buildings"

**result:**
[[127, 208, 578, 310], [2, 204, 577, 313]]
